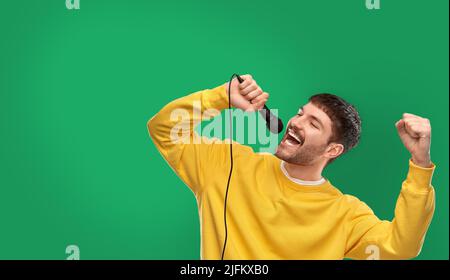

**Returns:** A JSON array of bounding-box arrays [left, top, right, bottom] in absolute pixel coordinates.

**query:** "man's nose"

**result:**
[[290, 117, 304, 131]]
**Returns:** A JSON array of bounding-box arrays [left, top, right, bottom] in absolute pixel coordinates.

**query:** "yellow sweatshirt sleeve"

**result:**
[[344, 160, 436, 260], [147, 83, 231, 196]]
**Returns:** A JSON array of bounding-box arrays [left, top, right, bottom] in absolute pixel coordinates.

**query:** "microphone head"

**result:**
[[266, 116, 284, 134], [274, 118, 284, 134], [260, 107, 284, 134]]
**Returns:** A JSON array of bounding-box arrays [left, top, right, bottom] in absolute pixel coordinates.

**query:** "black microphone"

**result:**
[[235, 74, 284, 134]]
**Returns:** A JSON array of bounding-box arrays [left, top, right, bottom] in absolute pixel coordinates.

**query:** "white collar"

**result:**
[[280, 161, 326, 186]]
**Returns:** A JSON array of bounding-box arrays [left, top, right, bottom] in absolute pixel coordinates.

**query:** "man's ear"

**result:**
[[325, 143, 344, 160]]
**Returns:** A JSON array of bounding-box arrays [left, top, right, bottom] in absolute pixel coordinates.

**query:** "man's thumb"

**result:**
[[395, 119, 407, 137]]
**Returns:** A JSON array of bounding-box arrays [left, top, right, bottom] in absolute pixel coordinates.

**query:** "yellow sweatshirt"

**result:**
[[147, 83, 436, 260]]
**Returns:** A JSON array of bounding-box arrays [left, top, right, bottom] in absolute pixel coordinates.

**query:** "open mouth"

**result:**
[[283, 128, 303, 147]]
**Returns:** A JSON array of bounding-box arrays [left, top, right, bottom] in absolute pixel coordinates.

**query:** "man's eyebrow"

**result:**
[[299, 106, 324, 129]]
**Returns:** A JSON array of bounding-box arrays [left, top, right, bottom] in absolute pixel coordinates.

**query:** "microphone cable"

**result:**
[[220, 73, 283, 259], [221, 73, 239, 260]]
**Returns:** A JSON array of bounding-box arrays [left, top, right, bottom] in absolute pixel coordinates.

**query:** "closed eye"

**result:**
[[297, 107, 323, 130]]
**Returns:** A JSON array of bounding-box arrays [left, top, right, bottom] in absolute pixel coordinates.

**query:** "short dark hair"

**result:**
[[309, 93, 361, 163]]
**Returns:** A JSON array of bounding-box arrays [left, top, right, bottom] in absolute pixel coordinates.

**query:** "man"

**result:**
[[147, 74, 435, 260]]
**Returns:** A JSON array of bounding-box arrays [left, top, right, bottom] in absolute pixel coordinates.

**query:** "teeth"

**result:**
[[288, 129, 302, 144], [285, 139, 297, 146]]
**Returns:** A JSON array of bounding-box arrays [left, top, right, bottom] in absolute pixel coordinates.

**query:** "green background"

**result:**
[[0, 0, 448, 260]]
